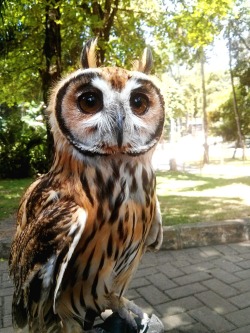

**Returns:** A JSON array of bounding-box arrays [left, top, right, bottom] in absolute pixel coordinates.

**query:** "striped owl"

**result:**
[[9, 39, 165, 333]]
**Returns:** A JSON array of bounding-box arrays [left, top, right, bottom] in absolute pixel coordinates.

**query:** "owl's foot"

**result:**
[[107, 296, 148, 331], [94, 310, 149, 333], [117, 302, 148, 331]]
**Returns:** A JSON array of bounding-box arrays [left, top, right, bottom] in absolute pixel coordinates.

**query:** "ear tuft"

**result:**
[[80, 38, 98, 69], [133, 47, 153, 74]]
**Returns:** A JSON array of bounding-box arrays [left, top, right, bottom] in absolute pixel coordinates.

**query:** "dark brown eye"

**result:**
[[130, 93, 149, 115], [78, 91, 103, 114]]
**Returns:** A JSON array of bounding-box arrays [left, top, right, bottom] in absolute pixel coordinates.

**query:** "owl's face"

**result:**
[[49, 41, 165, 157]]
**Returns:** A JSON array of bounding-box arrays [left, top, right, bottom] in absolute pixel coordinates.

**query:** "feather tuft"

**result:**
[[132, 47, 153, 74], [80, 38, 98, 69]]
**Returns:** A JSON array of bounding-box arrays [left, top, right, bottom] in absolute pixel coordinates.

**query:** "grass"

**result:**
[[157, 170, 250, 226], [1, 162, 250, 226], [0, 178, 33, 220]]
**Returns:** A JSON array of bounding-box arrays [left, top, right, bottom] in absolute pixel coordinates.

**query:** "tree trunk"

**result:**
[[228, 26, 245, 160], [200, 49, 209, 164], [80, 0, 120, 63], [40, 0, 62, 168]]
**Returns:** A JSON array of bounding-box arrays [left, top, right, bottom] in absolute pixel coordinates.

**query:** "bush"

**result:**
[[0, 103, 48, 179]]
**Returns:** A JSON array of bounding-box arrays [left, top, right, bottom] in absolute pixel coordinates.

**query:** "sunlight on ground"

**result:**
[[156, 167, 250, 225], [171, 184, 250, 206], [157, 179, 207, 192]]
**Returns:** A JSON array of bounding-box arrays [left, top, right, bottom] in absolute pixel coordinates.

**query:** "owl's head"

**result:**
[[48, 39, 165, 158]]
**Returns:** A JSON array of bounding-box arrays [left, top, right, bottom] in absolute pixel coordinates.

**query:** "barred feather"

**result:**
[[9, 40, 164, 332]]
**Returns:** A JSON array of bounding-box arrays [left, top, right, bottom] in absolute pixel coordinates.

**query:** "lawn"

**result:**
[[0, 178, 33, 220], [157, 169, 250, 225], [0, 164, 250, 226]]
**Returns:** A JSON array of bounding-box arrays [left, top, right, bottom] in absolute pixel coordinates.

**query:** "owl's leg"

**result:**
[[108, 295, 148, 330], [83, 308, 98, 330]]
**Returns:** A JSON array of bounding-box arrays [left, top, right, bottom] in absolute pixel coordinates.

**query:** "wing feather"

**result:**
[[9, 177, 88, 331]]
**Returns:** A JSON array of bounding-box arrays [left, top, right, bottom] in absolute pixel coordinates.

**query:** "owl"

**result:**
[[9, 39, 165, 333]]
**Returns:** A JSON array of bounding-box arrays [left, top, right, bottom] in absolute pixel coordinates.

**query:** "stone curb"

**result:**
[[162, 218, 250, 250], [1, 219, 250, 259]]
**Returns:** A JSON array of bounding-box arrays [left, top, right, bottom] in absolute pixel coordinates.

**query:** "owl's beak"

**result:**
[[116, 112, 124, 148]]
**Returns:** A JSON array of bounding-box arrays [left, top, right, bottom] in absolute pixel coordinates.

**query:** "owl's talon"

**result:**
[[118, 307, 137, 329], [126, 299, 144, 319]]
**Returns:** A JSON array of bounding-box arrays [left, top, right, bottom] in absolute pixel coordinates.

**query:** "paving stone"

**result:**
[[229, 243, 250, 253], [199, 246, 222, 258], [226, 308, 250, 327], [135, 266, 157, 278], [237, 260, 250, 269], [202, 278, 238, 298], [224, 255, 245, 263], [209, 268, 241, 284], [2, 242, 250, 332], [132, 297, 155, 316], [229, 325, 250, 333], [213, 244, 239, 256], [232, 279, 250, 293], [177, 322, 213, 332], [235, 268, 250, 279], [165, 283, 207, 300], [213, 259, 242, 273], [3, 296, 12, 316], [161, 312, 196, 331], [158, 263, 185, 279], [189, 306, 236, 332], [125, 288, 140, 300], [240, 252, 250, 260], [0, 262, 8, 271], [229, 291, 250, 309], [180, 262, 215, 275], [3, 314, 12, 328], [240, 252, 250, 259], [155, 296, 203, 317], [196, 291, 238, 314], [0, 288, 14, 297], [174, 272, 211, 286], [137, 285, 168, 306], [140, 252, 159, 267], [129, 277, 151, 289], [170, 260, 190, 268], [0, 328, 14, 333], [147, 272, 178, 290]]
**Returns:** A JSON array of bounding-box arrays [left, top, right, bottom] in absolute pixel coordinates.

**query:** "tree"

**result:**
[[212, 0, 250, 157], [200, 48, 209, 164], [0, 0, 240, 177], [210, 87, 250, 143], [162, 0, 234, 164], [0, 0, 167, 173], [227, 20, 245, 159], [0, 103, 47, 178]]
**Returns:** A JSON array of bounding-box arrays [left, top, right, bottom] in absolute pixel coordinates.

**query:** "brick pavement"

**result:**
[[2, 242, 250, 332]]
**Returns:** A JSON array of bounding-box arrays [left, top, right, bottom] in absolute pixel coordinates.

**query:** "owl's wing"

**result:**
[[9, 184, 87, 331], [145, 197, 163, 251]]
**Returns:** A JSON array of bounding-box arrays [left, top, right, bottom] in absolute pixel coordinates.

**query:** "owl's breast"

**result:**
[[57, 162, 156, 315]]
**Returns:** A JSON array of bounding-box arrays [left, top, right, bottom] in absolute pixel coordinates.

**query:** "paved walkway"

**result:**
[[2, 242, 250, 332]]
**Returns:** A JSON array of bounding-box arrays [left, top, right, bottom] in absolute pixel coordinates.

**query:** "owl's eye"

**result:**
[[78, 91, 103, 114], [130, 93, 149, 115]]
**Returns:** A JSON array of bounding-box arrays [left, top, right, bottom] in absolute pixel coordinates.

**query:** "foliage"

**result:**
[[162, 67, 231, 140], [210, 87, 250, 141], [0, 103, 47, 178], [209, 0, 250, 142], [0, 0, 236, 106], [164, 0, 234, 64], [0, 0, 242, 177]]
